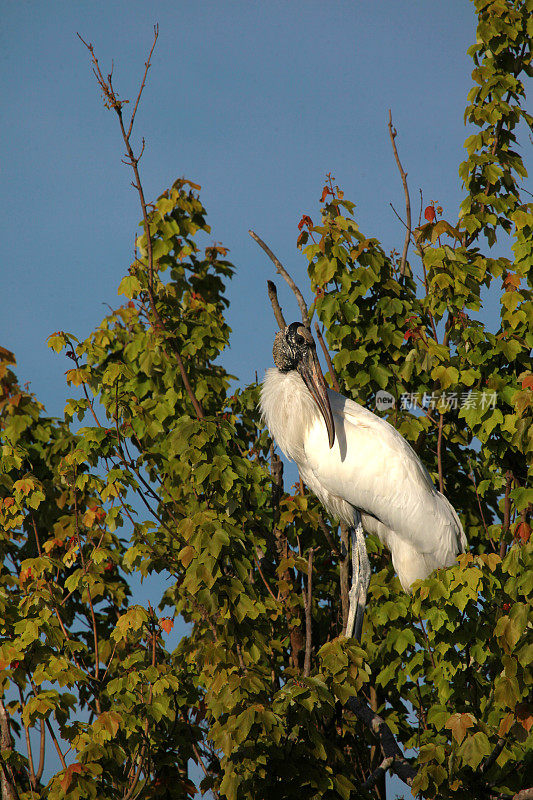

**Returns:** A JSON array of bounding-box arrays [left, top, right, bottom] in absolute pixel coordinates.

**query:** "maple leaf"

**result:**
[[159, 617, 174, 634], [60, 763, 83, 793], [503, 273, 520, 291], [445, 712, 475, 744]]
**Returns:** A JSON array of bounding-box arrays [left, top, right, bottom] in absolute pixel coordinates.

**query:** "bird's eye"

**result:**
[[296, 334, 305, 345]]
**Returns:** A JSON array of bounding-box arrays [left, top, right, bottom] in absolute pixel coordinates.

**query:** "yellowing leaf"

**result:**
[[60, 763, 83, 793], [498, 713, 514, 737], [64, 368, 88, 387], [445, 712, 475, 744]]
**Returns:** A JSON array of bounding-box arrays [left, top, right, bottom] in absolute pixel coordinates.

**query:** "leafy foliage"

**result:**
[[1, 2, 532, 798]]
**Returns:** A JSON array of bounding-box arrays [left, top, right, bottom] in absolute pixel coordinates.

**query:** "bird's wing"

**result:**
[[301, 390, 454, 554]]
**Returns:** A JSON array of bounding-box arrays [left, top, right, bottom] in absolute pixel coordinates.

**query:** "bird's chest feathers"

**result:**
[[260, 368, 323, 463]]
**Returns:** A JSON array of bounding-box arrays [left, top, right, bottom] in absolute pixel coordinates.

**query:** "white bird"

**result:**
[[260, 322, 467, 640]]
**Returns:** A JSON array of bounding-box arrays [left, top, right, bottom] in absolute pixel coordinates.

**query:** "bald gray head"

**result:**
[[273, 322, 315, 372], [272, 322, 335, 448]]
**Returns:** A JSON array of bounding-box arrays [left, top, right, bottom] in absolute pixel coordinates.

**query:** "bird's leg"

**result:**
[[345, 521, 360, 639], [344, 513, 369, 641], [353, 522, 370, 641]]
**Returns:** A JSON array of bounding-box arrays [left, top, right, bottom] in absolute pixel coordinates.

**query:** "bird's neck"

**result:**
[[260, 367, 320, 463]]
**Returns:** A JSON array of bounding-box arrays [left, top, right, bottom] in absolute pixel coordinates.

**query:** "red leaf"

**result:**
[[424, 205, 436, 222], [514, 522, 531, 544], [60, 764, 83, 793], [320, 186, 331, 203], [516, 703, 533, 733], [521, 375, 533, 390], [503, 273, 520, 291], [159, 618, 174, 634], [297, 215, 313, 231]]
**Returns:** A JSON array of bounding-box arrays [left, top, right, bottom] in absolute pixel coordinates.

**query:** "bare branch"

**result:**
[[267, 280, 287, 330], [314, 322, 340, 392], [79, 31, 204, 420], [388, 110, 412, 277], [35, 720, 45, 783], [482, 737, 505, 775], [249, 229, 310, 326], [303, 548, 313, 677], [346, 695, 416, 786], [317, 515, 341, 558], [0, 698, 19, 800], [18, 688, 36, 789], [127, 25, 159, 139], [362, 756, 394, 791]]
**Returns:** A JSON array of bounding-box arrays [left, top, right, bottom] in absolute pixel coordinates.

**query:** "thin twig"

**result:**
[[388, 110, 412, 277], [127, 25, 159, 139], [314, 322, 340, 391], [317, 515, 341, 558], [253, 551, 278, 602], [437, 412, 444, 493], [500, 471, 513, 558], [249, 229, 310, 326], [78, 31, 204, 420], [303, 548, 313, 677], [18, 688, 36, 789]]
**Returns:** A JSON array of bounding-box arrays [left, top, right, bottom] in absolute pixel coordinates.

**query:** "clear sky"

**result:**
[[2, 0, 482, 414], [1, 1, 511, 796]]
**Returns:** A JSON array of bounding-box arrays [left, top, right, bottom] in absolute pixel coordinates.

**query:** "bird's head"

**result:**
[[273, 322, 335, 448]]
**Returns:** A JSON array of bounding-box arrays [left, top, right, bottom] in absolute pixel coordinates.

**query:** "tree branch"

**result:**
[[127, 25, 159, 139], [500, 470, 512, 559], [303, 548, 313, 677], [346, 695, 416, 786], [314, 322, 340, 392], [388, 110, 412, 277], [267, 280, 287, 330], [0, 698, 19, 800], [79, 31, 204, 420], [362, 756, 394, 791], [437, 411, 444, 493], [249, 230, 310, 326]]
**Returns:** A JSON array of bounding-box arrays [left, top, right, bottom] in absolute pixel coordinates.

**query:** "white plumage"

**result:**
[[261, 367, 466, 594]]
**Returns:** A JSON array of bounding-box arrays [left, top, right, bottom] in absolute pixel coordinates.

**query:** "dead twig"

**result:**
[[388, 110, 412, 277], [249, 229, 310, 326], [78, 30, 204, 420]]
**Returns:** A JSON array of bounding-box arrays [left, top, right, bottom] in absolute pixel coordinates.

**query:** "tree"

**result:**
[[0, 2, 531, 798]]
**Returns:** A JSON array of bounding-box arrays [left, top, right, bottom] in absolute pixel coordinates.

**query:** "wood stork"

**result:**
[[260, 322, 467, 641]]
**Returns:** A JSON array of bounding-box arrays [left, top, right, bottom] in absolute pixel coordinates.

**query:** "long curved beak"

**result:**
[[297, 347, 336, 448]]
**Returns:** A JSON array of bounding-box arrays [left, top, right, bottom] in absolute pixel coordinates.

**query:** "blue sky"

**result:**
[[2, 1, 513, 796], [2, 1, 481, 414]]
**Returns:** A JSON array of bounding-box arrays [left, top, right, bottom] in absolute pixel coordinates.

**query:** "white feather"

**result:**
[[260, 367, 466, 591]]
